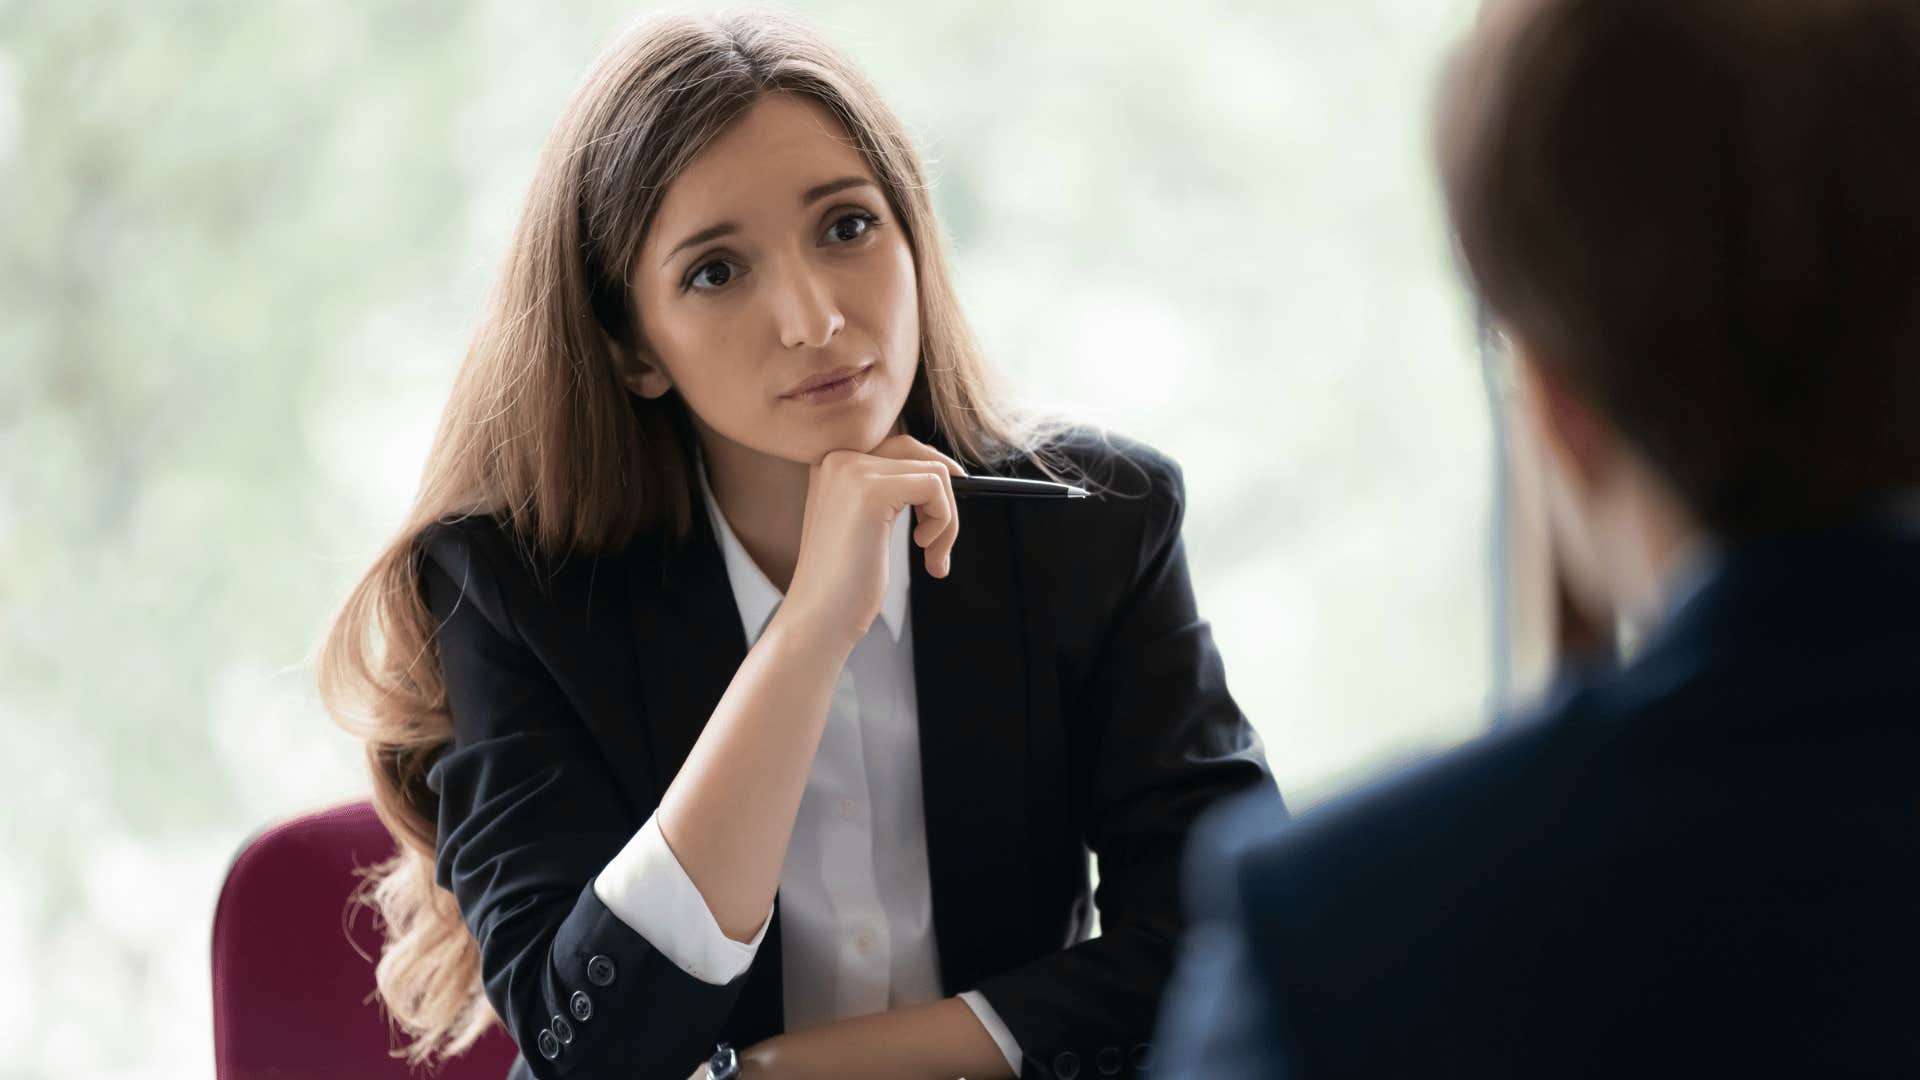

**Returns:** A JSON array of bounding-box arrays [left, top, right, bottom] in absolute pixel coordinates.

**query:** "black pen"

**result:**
[[950, 475, 1089, 499]]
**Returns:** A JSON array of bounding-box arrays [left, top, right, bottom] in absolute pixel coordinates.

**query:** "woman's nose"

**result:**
[[772, 262, 845, 350]]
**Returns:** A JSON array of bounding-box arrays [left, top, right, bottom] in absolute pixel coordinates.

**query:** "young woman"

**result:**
[[320, 11, 1273, 1080]]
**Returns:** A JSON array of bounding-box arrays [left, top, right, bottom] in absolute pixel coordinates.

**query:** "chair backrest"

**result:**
[[212, 800, 521, 1079]]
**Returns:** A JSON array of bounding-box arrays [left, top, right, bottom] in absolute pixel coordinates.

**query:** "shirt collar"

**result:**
[[695, 454, 910, 647]]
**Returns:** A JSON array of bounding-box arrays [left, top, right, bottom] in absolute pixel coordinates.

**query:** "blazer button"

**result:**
[[586, 954, 617, 987], [570, 989, 593, 1022], [1052, 1050, 1081, 1079], [1130, 1042, 1155, 1070], [551, 1015, 574, 1045], [536, 1028, 561, 1060], [1096, 1046, 1123, 1074]]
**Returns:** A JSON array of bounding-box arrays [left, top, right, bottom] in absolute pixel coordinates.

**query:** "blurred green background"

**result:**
[[0, 0, 1484, 1074]]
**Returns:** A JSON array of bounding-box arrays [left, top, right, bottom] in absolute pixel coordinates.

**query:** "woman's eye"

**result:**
[[825, 212, 879, 244], [686, 260, 736, 291]]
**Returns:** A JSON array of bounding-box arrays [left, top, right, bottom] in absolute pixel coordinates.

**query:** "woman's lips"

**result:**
[[781, 363, 873, 403]]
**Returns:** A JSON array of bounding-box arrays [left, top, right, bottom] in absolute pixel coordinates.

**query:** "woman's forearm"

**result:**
[[741, 997, 1016, 1080], [654, 608, 853, 940]]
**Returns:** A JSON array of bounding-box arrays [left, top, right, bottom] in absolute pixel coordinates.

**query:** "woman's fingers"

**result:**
[[900, 471, 951, 546], [860, 458, 960, 576], [870, 433, 969, 478], [825, 439, 966, 578], [926, 493, 959, 577], [871, 470, 954, 577]]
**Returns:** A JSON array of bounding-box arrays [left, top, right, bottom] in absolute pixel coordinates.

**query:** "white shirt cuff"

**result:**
[[958, 990, 1025, 1076], [592, 811, 770, 986]]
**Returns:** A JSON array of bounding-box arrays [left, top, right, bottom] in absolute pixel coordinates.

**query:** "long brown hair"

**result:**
[[319, 9, 1046, 1064]]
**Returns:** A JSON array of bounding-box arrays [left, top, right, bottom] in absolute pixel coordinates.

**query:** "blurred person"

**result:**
[[317, 10, 1272, 1080], [1154, 0, 1920, 1074]]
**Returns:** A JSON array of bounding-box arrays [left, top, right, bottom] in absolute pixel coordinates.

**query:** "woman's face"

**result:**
[[623, 91, 921, 467]]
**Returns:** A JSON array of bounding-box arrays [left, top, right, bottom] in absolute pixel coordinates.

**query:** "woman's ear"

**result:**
[[605, 332, 675, 400]]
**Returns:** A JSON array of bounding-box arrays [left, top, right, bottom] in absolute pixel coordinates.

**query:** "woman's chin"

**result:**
[[777, 403, 907, 460]]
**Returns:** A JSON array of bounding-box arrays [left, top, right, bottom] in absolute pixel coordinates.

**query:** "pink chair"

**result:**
[[212, 800, 521, 1079]]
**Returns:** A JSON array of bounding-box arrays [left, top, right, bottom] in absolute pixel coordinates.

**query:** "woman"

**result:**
[[320, 11, 1273, 1079]]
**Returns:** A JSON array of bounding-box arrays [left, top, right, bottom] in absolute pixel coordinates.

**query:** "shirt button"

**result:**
[[570, 990, 593, 1022], [536, 1028, 561, 1060], [854, 929, 876, 955], [837, 797, 858, 819], [586, 954, 617, 987]]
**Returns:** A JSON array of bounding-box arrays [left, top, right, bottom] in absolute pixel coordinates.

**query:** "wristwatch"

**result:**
[[705, 1043, 740, 1080]]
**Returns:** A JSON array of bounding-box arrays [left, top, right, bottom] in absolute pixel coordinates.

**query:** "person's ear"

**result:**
[[605, 331, 675, 400], [1512, 339, 1614, 496], [1509, 333, 1624, 660]]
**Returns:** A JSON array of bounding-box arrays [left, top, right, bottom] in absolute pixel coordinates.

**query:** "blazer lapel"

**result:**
[[625, 508, 788, 1036], [911, 496, 1035, 994], [627, 506, 750, 794]]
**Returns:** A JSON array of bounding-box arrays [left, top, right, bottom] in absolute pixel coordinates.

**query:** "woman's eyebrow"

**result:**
[[660, 177, 877, 267], [800, 176, 874, 205], [662, 222, 737, 267]]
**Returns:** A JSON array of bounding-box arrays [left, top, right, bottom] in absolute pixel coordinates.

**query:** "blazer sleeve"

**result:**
[[972, 450, 1279, 1077], [418, 521, 741, 1080]]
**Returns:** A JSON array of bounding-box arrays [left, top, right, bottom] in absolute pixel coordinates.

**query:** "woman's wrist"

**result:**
[[761, 603, 862, 666]]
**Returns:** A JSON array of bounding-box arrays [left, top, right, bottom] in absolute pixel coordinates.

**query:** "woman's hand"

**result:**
[[696, 996, 1014, 1080], [777, 434, 965, 653]]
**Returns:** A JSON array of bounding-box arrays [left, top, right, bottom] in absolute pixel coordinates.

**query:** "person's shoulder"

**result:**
[[415, 511, 510, 567], [415, 512, 550, 588], [413, 510, 633, 625], [1180, 783, 1291, 921], [993, 424, 1188, 536], [1193, 678, 1621, 929], [1001, 424, 1182, 492]]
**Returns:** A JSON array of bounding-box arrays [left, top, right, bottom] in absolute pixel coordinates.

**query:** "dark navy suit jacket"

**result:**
[[1155, 521, 1920, 1077], [417, 429, 1273, 1080]]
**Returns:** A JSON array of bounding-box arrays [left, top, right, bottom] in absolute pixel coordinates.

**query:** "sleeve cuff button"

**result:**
[[586, 954, 617, 987]]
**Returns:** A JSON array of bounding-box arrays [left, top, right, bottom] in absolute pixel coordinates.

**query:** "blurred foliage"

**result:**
[[0, 0, 1481, 1075]]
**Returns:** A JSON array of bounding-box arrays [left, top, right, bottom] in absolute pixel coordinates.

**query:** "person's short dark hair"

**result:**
[[1439, 0, 1920, 537]]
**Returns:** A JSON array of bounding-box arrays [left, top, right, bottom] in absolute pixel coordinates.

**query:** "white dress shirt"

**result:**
[[592, 464, 1024, 1073]]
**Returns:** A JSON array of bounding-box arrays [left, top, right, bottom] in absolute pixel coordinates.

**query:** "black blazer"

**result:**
[[417, 430, 1275, 1080], [1154, 522, 1920, 1077]]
